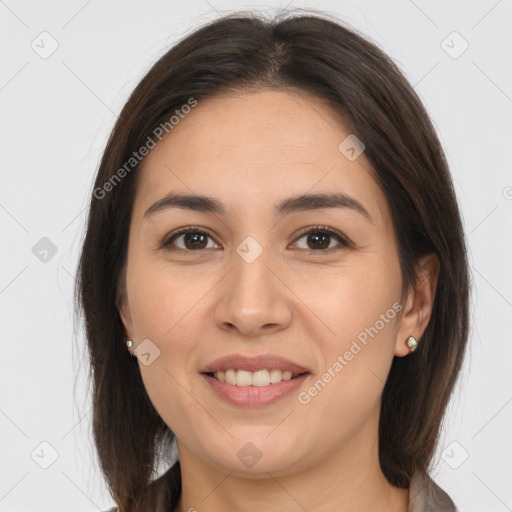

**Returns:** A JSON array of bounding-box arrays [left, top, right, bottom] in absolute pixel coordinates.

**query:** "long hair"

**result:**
[[75, 9, 470, 511]]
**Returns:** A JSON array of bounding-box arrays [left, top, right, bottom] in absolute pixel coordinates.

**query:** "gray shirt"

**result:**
[[103, 469, 457, 511], [408, 470, 457, 511]]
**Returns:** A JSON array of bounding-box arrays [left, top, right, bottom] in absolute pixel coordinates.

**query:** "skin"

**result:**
[[119, 89, 440, 512]]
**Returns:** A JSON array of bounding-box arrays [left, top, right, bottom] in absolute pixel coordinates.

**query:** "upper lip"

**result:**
[[200, 354, 310, 374]]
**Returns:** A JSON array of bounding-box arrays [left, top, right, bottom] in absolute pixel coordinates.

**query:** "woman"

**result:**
[[76, 9, 470, 512]]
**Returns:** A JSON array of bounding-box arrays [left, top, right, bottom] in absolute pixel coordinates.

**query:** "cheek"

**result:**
[[295, 255, 401, 416], [126, 258, 208, 339], [297, 308, 399, 447], [297, 254, 401, 344], [127, 266, 210, 435]]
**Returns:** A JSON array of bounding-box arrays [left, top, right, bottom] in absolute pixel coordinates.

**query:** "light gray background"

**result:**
[[1, 1, 511, 511]]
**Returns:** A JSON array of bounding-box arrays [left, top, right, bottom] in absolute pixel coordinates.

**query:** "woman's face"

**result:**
[[119, 89, 430, 477]]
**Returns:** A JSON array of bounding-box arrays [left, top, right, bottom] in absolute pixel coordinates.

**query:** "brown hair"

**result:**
[[75, 9, 470, 511]]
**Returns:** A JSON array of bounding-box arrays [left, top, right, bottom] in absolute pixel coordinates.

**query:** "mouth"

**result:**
[[199, 354, 311, 406]]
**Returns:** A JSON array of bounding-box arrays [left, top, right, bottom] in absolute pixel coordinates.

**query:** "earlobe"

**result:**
[[394, 252, 440, 357], [118, 304, 135, 356]]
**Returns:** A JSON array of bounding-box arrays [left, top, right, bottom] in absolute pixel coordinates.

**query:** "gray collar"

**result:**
[[408, 470, 457, 511]]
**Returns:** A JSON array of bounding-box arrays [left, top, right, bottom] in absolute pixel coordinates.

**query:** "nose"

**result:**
[[214, 244, 292, 337]]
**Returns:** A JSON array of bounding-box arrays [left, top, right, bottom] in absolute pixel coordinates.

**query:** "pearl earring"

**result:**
[[126, 340, 133, 348], [406, 336, 418, 352]]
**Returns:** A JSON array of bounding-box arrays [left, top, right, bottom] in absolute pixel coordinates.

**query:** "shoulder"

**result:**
[[409, 470, 457, 512]]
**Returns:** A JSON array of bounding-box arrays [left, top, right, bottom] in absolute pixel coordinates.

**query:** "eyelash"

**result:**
[[159, 225, 351, 254]]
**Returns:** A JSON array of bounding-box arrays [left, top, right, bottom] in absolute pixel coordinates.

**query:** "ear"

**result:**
[[117, 283, 134, 346], [116, 265, 134, 343], [394, 252, 440, 357], [119, 299, 133, 338]]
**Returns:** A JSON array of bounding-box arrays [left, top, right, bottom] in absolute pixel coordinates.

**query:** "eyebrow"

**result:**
[[143, 191, 372, 223]]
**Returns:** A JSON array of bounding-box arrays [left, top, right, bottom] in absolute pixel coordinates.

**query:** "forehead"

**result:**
[[133, 89, 391, 231]]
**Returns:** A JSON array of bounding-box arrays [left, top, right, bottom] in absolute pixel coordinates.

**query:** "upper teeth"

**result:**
[[213, 369, 299, 386]]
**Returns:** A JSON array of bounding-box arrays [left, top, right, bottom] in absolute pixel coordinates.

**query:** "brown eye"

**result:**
[[179, 232, 209, 250], [293, 226, 350, 252], [161, 227, 219, 252]]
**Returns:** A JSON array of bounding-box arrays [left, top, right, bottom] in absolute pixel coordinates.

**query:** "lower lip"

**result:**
[[200, 373, 310, 407]]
